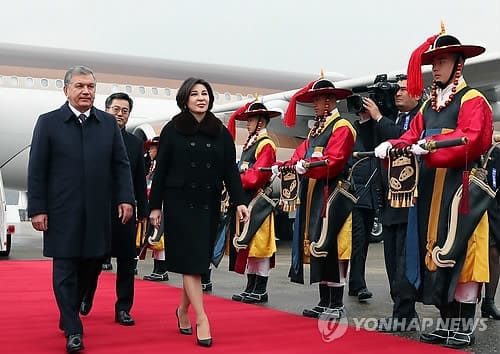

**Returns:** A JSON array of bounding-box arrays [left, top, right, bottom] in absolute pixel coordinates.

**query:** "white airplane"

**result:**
[[1, 42, 499, 194]]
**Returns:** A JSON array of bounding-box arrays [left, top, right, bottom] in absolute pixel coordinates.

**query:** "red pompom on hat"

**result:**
[[284, 80, 315, 127], [227, 100, 254, 139]]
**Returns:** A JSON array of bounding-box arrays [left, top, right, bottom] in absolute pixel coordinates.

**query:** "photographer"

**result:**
[[355, 75, 422, 332]]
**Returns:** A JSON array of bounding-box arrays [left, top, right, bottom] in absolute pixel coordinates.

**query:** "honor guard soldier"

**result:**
[[374, 24, 493, 348], [275, 78, 356, 319], [227, 101, 280, 303]]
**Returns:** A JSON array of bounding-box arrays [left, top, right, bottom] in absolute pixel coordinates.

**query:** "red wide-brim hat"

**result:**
[[236, 106, 281, 121], [144, 136, 160, 150], [421, 34, 485, 65], [296, 79, 352, 103]]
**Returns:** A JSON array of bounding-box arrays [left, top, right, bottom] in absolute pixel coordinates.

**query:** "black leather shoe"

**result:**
[[197, 337, 213, 347], [196, 323, 212, 347], [66, 334, 83, 352], [176, 308, 192, 335], [481, 298, 500, 320], [357, 288, 373, 301], [79, 301, 92, 316], [115, 310, 135, 326], [419, 329, 452, 344], [102, 263, 113, 271]]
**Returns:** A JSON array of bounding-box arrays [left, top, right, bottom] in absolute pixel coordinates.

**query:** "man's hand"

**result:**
[[118, 203, 133, 224], [362, 97, 383, 121], [149, 209, 162, 229], [236, 205, 250, 223], [31, 214, 48, 231], [374, 141, 392, 159]]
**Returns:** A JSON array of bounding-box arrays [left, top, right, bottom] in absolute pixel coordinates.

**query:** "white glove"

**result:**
[[374, 141, 392, 159], [295, 160, 307, 175], [411, 139, 429, 155], [271, 165, 281, 176]]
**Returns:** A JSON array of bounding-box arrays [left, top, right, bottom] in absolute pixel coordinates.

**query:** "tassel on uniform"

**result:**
[[320, 184, 329, 218], [227, 100, 254, 139], [406, 34, 439, 98], [284, 80, 315, 127], [459, 170, 470, 215]]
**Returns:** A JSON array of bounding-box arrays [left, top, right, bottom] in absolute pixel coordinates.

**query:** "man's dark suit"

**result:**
[[27, 102, 135, 336], [374, 104, 421, 321], [84, 130, 148, 316]]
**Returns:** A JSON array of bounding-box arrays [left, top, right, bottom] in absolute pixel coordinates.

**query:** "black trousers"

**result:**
[[349, 208, 375, 292], [53, 258, 102, 336], [382, 223, 417, 319], [85, 257, 136, 313]]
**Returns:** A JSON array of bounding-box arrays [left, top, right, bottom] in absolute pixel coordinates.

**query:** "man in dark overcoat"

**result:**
[[28, 66, 134, 353], [80, 92, 148, 326]]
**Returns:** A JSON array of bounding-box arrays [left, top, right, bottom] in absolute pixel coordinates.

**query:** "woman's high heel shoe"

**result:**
[[196, 323, 212, 347], [176, 308, 193, 335]]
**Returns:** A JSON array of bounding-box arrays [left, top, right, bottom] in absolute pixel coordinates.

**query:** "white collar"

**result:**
[[68, 103, 91, 118], [436, 76, 465, 106]]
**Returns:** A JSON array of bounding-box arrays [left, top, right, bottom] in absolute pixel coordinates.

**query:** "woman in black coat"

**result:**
[[149, 77, 249, 347]]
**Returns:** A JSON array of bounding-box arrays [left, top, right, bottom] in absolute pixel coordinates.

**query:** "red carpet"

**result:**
[[0, 260, 465, 353]]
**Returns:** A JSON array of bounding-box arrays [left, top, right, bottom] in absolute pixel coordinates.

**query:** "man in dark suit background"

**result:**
[[28, 66, 134, 352], [80, 92, 148, 326], [364, 75, 422, 331]]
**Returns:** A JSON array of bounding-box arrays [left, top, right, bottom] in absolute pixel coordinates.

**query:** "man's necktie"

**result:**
[[395, 112, 406, 125], [78, 113, 87, 124]]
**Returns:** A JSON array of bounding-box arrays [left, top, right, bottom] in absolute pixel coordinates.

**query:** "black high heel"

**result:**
[[196, 323, 212, 347], [176, 308, 192, 335]]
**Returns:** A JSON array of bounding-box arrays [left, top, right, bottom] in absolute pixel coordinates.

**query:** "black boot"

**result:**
[[302, 284, 329, 318], [420, 302, 455, 344], [201, 269, 212, 292], [445, 302, 476, 349], [481, 297, 500, 320], [323, 286, 345, 319], [243, 275, 268, 303], [232, 274, 256, 301], [143, 259, 168, 281]]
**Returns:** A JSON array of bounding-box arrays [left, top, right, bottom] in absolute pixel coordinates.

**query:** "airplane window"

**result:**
[[236, 93, 243, 100], [41, 78, 49, 88], [247, 94, 254, 99], [125, 85, 132, 93], [55, 80, 63, 89], [10, 76, 19, 86], [25, 78, 34, 88], [215, 92, 220, 100], [165, 88, 171, 96], [111, 84, 119, 92], [224, 92, 231, 101], [138, 86, 146, 95], [152, 87, 158, 95]]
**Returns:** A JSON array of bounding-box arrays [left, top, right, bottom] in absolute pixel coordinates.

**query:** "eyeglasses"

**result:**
[[110, 106, 130, 115]]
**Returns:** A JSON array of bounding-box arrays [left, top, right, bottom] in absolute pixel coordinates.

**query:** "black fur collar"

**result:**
[[172, 111, 222, 137]]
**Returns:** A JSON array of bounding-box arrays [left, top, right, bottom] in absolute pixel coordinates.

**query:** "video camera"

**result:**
[[346, 74, 399, 119]]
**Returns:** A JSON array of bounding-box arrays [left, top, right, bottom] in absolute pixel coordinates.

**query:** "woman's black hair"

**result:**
[[176, 77, 215, 112]]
